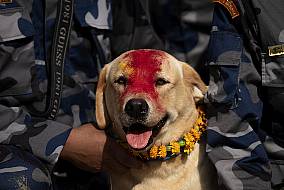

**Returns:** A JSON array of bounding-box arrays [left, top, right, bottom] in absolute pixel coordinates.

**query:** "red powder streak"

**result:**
[[121, 50, 165, 105]]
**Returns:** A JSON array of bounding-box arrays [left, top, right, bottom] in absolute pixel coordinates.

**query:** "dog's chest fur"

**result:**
[[108, 141, 217, 190]]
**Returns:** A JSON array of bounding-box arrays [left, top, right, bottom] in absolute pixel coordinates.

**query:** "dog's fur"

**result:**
[[96, 49, 217, 190]]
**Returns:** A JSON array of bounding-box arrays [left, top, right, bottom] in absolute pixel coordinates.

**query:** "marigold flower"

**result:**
[[150, 145, 158, 159], [184, 133, 195, 144], [158, 145, 167, 158], [170, 142, 180, 155], [196, 117, 204, 126], [184, 144, 194, 154]]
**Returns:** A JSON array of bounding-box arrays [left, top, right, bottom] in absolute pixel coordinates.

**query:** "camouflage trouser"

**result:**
[[262, 87, 284, 189], [205, 4, 282, 190], [0, 145, 52, 190], [0, 145, 111, 190], [0, 145, 110, 190]]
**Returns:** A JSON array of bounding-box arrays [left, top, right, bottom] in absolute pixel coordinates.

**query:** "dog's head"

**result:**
[[96, 49, 207, 151]]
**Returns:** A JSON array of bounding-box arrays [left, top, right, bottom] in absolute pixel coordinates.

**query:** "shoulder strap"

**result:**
[[29, 0, 74, 120]]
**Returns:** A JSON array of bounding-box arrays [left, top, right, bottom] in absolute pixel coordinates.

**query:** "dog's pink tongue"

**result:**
[[126, 131, 152, 149]]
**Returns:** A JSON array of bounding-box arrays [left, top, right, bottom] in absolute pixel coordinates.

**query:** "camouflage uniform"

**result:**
[[206, 1, 284, 189], [0, 0, 111, 189]]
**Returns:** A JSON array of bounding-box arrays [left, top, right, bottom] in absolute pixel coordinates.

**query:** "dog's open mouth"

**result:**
[[123, 115, 168, 150]]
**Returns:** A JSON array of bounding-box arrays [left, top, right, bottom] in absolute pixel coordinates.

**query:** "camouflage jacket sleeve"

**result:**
[[0, 106, 72, 165], [0, 0, 111, 165], [205, 3, 272, 190]]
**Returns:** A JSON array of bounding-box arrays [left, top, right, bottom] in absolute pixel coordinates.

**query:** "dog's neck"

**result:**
[[108, 105, 207, 161]]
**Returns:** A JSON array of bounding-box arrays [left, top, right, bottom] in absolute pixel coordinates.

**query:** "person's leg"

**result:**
[[52, 160, 111, 190], [262, 87, 284, 189], [0, 145, 52, 190]]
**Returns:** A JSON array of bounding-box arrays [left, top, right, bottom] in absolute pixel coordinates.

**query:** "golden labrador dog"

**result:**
[[96, 49, 217, 190]]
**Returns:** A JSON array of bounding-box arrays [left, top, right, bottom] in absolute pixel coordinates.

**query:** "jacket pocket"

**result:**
[[206, 31, 242, 107], [262, 55, 284, 87], [0, 5, 35, 100]]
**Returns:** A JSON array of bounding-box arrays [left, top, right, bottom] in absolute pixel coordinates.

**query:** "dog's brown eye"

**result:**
[[155, 78, 169, 86], [115, 76, 127, 85]]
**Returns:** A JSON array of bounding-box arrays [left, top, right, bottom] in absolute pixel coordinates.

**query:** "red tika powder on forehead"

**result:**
[[121, 50, 166, 102]]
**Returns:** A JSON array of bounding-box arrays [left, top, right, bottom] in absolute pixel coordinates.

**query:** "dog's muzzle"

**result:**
[[123, 114, 168, 150], [125, 98, 149, 119], [122, 98, 168, 150]]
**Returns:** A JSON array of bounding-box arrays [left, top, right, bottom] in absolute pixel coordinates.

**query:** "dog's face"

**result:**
[[96, 50, 207, 151]]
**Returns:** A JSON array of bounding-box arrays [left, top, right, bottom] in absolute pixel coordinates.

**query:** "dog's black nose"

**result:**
[[125, 98, 149, 119]]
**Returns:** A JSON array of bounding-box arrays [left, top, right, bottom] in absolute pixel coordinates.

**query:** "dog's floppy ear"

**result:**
[[96, 64, 110, 129], [182, 62, 207, 102]]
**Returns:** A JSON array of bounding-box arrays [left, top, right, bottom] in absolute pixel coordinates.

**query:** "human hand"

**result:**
[[60, 123, 142, 172]]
